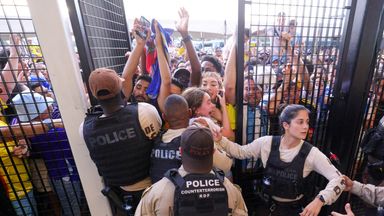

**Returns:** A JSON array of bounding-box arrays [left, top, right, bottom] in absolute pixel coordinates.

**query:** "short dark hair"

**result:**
[[201, 55, 222, 74], [135, 74, 152, 84], [164, 94, 189, 127], [171, 58, 178, 65], [0, 49, 10, 70], [171, 78, 184, 91]]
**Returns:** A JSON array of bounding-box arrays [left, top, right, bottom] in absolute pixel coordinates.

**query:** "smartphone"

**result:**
[[136, 16, 151, 39]]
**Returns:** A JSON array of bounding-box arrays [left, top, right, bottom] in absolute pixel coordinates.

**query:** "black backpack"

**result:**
[[361, 126, 384, 181], [165, 169, 229, 216]]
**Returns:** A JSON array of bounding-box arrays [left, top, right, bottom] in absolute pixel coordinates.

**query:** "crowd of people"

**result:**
[[0, 6, 383, 216]]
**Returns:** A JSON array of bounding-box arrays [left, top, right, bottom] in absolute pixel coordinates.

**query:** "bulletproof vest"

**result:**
[[361, 125, 384, 181], [165, 169, 229, 216], [83, 104, 152, 186], [150, 133, 182, 183], [263, 136, 313, 199], [361, 127, 384, 160]]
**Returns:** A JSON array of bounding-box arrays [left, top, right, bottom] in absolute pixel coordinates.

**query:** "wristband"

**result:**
[[317, 195, 326, 205], [182, 34, 192, 43], [43, 119, 54, 131]]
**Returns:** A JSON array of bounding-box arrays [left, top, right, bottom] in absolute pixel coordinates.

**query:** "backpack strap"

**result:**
[[298, 141, 313, 159], [271, 136, 281, 150], [165, 168, 184, 188]]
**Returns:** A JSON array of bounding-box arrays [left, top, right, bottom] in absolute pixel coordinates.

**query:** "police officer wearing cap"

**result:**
[[80, 68, 162, 215], [135, 125, 248, 216]]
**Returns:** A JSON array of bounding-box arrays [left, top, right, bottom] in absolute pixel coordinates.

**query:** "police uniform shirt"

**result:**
[[218, 136, 345, 204], [135, 166, 248, 216], [162, 128, 186, 143], [79, 102, 162, 191], [351, 181, 384, 207]]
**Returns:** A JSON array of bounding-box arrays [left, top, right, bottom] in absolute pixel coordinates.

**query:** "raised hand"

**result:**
[[175, 7, 189, 37], [153, 19, 162, 46], [9, 34, 21, 56], [133, 18, 150, 45]]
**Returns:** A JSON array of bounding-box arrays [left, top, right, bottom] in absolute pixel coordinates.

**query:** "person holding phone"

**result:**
[[123, 18, 171, 115], [182, 87, 233, 176]]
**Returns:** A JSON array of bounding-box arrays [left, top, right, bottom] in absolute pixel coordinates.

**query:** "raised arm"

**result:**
[[267, 64, 295, 114], [287, 40, 312, 94], [224, 43, 237, 105], [215, 133, 261, 160], [122, 19, 148, 98], [154, 20, 171, 114], [217, 93, 235, 139], [1, 119, 64, 138], [176, 7, 201, 87], [1, 35, 21, 102]]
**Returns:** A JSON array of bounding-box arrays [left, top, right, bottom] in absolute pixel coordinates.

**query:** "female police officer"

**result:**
[[214, 104, 345, 216]]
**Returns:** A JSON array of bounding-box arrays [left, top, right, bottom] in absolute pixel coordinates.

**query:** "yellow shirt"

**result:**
[[226, 104, 237, 130], [0, 120, 32, 201]]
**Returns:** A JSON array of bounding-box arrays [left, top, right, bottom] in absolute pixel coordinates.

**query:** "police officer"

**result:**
[[150, 94, 190, 183], [214, 104, 345, 216], [80, 68, 162, 215], [135, 126, 248, 216]]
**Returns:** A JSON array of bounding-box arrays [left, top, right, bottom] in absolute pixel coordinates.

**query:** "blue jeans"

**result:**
[[11, 191, 38, 216], [52, 178, 81, 216]]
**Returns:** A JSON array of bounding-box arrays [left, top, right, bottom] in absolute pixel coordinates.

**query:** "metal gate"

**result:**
[[66, 0, 131, 106], [0, 0, 90, 215], [236, 0, 384, 215]]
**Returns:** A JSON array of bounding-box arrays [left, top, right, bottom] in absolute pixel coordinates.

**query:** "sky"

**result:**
[[123, 0, 347, 36], [123, 0, 239, 34]]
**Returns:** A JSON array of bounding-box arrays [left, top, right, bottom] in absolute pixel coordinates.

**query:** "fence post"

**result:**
[[27, 0, 112, 215]]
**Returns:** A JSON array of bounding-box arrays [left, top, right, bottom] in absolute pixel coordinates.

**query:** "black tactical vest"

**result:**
[[263, 136, 313, 199], [150, 133, 182, 183], [83, 104, 152, 186], [165, 169, 229, 216]]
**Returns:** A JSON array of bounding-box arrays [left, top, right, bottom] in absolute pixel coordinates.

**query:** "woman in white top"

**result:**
[[214, 104, 345, 216]]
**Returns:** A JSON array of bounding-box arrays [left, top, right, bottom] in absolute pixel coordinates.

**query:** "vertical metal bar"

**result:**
[[66, 0, 97, 106], [234, 0, 245, 183], [236, 0, 245, 146]]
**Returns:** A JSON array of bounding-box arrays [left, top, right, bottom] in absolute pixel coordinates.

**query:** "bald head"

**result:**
[[164, 94, 190, 128]]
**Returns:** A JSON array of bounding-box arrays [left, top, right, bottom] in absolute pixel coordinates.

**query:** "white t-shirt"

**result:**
[[218, 135, 345, 204]]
